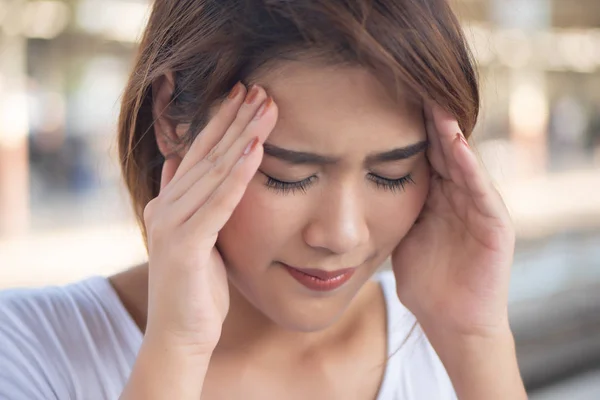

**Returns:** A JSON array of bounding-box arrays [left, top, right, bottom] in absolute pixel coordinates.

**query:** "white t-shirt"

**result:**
[[0, 271, 456, 399]]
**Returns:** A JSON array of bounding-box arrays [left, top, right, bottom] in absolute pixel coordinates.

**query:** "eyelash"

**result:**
[[264, 175, 317, 195], [263, 174, 415, 195], [367, 174, 415, 193]]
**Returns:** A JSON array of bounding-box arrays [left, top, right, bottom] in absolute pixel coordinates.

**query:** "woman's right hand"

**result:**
[[142, 83, 277, 353]]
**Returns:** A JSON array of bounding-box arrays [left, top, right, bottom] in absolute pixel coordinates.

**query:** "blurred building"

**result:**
[[1, 0, 600, 238]]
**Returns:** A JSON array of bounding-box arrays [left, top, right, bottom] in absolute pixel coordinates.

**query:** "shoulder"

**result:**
[[374, 270, 457, 400], [0, 277, 141, 351], [0, 278, 141, 399], [0, 277, 112, 329]]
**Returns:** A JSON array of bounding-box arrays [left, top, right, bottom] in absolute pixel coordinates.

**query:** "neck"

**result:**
[[109, 263, 150, 332]]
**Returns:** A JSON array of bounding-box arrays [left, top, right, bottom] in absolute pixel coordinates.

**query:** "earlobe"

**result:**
[[152, 72, 181, 159]]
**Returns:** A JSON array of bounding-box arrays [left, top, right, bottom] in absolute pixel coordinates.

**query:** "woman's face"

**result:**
[[216, 62, 430, 332]]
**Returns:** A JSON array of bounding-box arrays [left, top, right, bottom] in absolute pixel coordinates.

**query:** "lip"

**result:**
[[281, 263, 356, 292]]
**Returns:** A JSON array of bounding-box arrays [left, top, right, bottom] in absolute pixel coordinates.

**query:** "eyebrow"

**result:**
[[262, 140, 429, 166], [365, 140, 429, 164]]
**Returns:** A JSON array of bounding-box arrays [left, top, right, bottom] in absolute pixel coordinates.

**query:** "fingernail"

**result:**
[[245, 85, 259, 104], [243, 137, 259, 156], [253, 96, 272, 120], [227, 82, 242, 99], [456, 132, 469, 148]]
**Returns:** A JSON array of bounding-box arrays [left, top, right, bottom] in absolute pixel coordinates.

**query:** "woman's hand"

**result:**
[[391, 103, 515, 339], [144, 84, 277, 350], [391, 103, 526, 399], [121, 84, 277, 400]]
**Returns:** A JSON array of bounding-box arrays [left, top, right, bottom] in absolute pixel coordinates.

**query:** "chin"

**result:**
[[256, 283, 363, 333], [230, 276, 354, 333], [227, 259, 379, 334]]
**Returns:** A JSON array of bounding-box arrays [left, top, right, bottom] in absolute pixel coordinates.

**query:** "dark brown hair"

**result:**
[[118, 0, 479, 245]]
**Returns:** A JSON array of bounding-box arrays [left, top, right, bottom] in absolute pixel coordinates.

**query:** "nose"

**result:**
[[302, 183, 370, 255]]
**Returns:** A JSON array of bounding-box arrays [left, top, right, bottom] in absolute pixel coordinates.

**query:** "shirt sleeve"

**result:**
[[0, 289, 67, 400]]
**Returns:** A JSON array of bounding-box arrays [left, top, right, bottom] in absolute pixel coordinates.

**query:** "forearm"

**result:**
[[427, 327, 527, 400], [120, 337, 213, 400]]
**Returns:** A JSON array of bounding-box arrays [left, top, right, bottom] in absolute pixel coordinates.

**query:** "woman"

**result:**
[[0, 0, 526, 399]]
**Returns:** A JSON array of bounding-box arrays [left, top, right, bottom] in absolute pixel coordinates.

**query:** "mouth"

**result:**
[[280, 263, 356, 292]]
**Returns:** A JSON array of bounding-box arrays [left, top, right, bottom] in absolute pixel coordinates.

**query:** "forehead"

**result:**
[[255, 62, 425, 151]]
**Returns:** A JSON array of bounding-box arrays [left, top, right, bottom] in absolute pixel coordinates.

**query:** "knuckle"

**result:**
[[143, 200, 170, 237], [146, 216, 173, 245], [211, 157, 229, 177], [202, 156, 216, 172], [143, 199, 158, 223], [206, 146, 220, 163]]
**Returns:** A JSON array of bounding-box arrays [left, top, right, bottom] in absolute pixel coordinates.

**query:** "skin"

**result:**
[[213, 64, 429, 398], [117, 61, 526, 399], [219, 63, 430, 332]]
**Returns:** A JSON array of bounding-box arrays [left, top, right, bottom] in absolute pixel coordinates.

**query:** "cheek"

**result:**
[[217, 180, 306, 271], [370, 161, 430, 247]]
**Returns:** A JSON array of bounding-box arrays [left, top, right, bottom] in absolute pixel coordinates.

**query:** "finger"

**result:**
[[164, 158, 214, 201], [430, 102, 467, 187], [166, 94, 275, 204], [424, 101, 449, 179], [453, 135, 509, 221], [205, 85, 268, 163], [172, 99, 277, 223], [169, 82, 247, 184], [160, 156, 179, 192], [187, 142, 264, 235]]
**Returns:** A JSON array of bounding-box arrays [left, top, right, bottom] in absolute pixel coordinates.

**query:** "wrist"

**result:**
[[144, 326, 220, 358], [423, 321, 514, 351], [423, 327, 526, 400], [415, 304, 512, 341], [121, 335, 215, 400]]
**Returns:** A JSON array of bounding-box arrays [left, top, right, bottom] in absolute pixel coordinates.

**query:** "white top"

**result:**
[[0, 271, 456, 400]]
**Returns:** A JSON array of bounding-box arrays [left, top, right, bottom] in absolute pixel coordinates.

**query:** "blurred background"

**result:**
[[0, 0, 599, 397]]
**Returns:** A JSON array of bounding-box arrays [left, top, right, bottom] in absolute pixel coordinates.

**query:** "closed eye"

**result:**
[[261, 171, 415, 195], [367, 173, 415, 193], [262, 173, 317, 195]]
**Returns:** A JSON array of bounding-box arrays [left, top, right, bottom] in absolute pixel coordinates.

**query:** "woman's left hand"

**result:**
[[391, 102, 515, 339]]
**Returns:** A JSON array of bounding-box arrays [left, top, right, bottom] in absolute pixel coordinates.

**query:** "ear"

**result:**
[[152, 72, 183, 160]]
